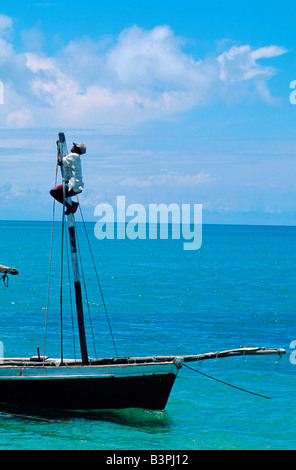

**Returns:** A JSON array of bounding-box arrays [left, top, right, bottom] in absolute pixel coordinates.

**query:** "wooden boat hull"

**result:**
[[0, 359, 182, 410]]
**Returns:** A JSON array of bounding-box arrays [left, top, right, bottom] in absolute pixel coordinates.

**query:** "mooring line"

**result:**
[[183, 363, 271, 399], [0, 410, 67, 423]]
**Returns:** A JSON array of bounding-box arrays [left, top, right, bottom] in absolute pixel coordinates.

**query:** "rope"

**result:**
[[65, 218, 77, 362], [59, 137, 69, 365], [46, 136, 118, 362], [1, 271, 10, 287], [77, 198, 119, 357], [59, 164, 67, 366], [43, 159, 59, 362], [73, 215, 97, 359], [0, 410, 67, 423], [183, 363, 271, 400]]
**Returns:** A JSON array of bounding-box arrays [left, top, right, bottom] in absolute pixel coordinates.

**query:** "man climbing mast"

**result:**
[[50, 132, 89, 365], [50, 140, 86, 215]]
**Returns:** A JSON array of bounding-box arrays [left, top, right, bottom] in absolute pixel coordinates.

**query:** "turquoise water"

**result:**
[[0, 220, 295, 450]]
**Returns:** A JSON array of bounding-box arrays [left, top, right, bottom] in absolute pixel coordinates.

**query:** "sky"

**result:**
[[0, 0, 295, 224]]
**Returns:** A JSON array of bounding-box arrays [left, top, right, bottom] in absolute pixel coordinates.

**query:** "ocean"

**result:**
[[0, 220, 295, 450]]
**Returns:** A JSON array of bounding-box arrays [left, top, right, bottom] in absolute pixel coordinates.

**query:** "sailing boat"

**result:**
[[0, 133, 286, 410]]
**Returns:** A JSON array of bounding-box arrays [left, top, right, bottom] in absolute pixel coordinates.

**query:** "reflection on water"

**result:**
[[0, 404, 173, 433]]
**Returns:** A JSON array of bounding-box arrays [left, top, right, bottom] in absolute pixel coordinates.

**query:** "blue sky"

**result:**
[[0, 0, 295, 224]]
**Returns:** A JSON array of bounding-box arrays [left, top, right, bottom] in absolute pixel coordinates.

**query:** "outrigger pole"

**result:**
[[0, 265, 18, 287], [0, 265, 18, 275], [58, 132, 89, 366]]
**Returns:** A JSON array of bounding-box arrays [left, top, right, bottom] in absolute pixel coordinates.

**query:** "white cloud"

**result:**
[[120, 177, 153, 188], [0, 14, 13, 32], [217, 44, 287, 104], [0, 17, 289, 130], [217, 44, 287, 83], [120, 171, 216, 188], [106, 25, 208, 91], [25, 52, 55, 73], [250, 45, 288, 61], [6, 107, 34, 128]]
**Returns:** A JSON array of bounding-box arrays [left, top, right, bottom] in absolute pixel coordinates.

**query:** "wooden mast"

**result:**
[[66, 213, 88, 365], [58, 132, 89, 366]]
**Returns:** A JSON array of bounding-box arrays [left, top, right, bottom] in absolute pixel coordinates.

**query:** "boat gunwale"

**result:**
[[0, 356, 184, 369]]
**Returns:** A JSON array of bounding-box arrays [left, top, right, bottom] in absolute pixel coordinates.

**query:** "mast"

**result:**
[[67, 213, 89, 365], [58, 132, 89, 365]]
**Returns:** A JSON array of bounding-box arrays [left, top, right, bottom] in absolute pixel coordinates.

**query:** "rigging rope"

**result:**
[[65, 218, 77, 362], [77, 198, 119, 357], [1, 271, 10, 287], [43, 159, 59, 362], [59, 174, 66, 365], [73, 214, 97, 359], [183, 363, 271, 399], [45, 143, 118, 361]]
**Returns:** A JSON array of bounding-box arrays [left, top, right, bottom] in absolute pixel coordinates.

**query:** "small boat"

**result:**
[[0, 133, 286, 410]]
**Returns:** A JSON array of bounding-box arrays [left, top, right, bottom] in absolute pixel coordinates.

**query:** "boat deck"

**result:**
[[0, 355, 184, 368], [0, 346, 285, 368]]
